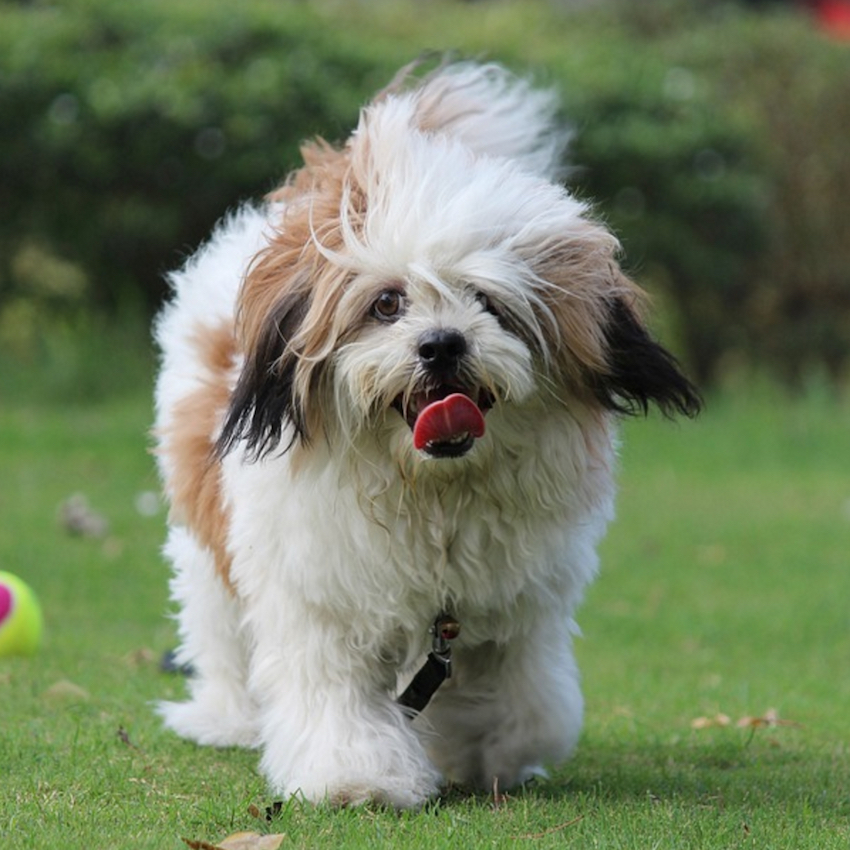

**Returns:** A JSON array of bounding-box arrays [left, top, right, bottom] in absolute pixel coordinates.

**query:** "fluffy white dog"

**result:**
[[154, 60, 700, 808]]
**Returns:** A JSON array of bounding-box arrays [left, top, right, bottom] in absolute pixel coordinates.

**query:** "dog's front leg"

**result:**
[[247, 614, 441, 808], [421, 610, 584, 790]]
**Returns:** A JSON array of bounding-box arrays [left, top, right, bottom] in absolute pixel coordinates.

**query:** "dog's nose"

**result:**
[[418, 329, 467, 373]]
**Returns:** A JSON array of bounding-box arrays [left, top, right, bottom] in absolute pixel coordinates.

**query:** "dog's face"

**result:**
[[216, 68, 700, 465]]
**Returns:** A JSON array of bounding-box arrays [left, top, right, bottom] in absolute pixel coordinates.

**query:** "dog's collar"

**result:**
[[396, 612, 460, 715]]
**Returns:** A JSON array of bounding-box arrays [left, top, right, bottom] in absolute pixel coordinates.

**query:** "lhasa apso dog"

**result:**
[[154, 60, 700, 808]]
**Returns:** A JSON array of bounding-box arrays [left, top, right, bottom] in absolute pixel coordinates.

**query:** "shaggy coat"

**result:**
[[154, 61, 700, 807]]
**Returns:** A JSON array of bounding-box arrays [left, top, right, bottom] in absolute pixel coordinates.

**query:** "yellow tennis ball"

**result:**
[[0, 571, 43, 657]]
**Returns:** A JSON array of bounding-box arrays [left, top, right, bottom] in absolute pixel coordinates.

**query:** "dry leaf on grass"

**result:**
[[59, 492, 109, 537], [183, 833, 285, 850], [41, 679, 91, 702], [221, 835, 285, 850], [692, 708, 801, 731], [736, 708, 801, 729], [691, 713, 731, 730], [123, 647, 157, 668], [247, 801, 283, 822]]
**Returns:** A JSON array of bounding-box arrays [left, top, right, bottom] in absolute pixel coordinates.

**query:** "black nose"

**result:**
[[418, 328, 467, 373]]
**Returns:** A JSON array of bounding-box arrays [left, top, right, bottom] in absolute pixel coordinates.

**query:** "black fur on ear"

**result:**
[[593, 297, 702, 418], [215, 292, 312, 460]]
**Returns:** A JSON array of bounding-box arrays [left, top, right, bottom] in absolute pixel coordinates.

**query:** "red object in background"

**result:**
[[813, 0, 850, 38]]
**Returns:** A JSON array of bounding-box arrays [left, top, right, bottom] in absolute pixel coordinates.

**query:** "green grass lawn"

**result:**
[[1, 381, 848, 848]]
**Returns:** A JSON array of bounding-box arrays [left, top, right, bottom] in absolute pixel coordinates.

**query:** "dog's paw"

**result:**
[[263, 745, 441, 809], [158, 695, 258, 748], [284, 771, 440, 810]]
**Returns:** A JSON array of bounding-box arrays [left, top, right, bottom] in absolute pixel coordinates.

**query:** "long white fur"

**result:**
[[155, 62, 618, 808]]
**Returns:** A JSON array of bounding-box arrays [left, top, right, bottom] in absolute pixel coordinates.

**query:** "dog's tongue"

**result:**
[[413, 393, 486, 451]]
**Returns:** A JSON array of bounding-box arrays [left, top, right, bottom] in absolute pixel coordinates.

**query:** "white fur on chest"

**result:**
[[224, 408, 615, 663]]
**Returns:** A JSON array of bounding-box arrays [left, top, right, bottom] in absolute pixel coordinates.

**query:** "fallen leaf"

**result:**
[[123, 647, 157, 668], [59, 493, 109, 538], [691, 713, 731, 730], [219, 834, 285, 850], [183, 833, 285, 850], [42, 680, 90, 702], [736, 708, 801, 729]]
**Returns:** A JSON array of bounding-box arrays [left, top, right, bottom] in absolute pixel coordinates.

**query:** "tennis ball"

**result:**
[[0, 571, 43, 657]]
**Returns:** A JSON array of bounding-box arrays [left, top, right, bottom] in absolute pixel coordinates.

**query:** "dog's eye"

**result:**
[[476, 291, 500, 318], [371, 289, 405, 322]]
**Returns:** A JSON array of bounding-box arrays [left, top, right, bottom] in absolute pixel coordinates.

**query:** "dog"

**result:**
[[154, 60, 700, 808]]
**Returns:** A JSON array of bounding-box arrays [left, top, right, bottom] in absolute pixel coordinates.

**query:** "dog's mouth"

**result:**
[[392, 386, 494, 459]]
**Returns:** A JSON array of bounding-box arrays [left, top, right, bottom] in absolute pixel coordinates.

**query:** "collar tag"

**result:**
[[430, 613, 461, 679]]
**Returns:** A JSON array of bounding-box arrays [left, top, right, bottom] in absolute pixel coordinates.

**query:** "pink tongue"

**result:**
[[413, 393, 486, 451]]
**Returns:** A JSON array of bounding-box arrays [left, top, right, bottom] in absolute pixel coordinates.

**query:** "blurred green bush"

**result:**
[[563, 2, 850, 387], [0, 0, 401, 316], [1, 0, 848, 388]]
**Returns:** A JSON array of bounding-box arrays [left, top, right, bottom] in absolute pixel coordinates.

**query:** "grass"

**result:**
[[1, 374, 848, 848]]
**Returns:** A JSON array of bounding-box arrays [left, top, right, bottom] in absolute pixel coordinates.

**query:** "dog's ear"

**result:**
[[592, 295, 702, 418], [525, 223, 701, 419], [215, 286, 314, 460], [215, 140, 362, 461]]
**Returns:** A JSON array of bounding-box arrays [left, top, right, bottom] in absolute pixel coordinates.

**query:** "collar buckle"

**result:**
[[397, 612, 461, 715], [429, 613, 461, 678]]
